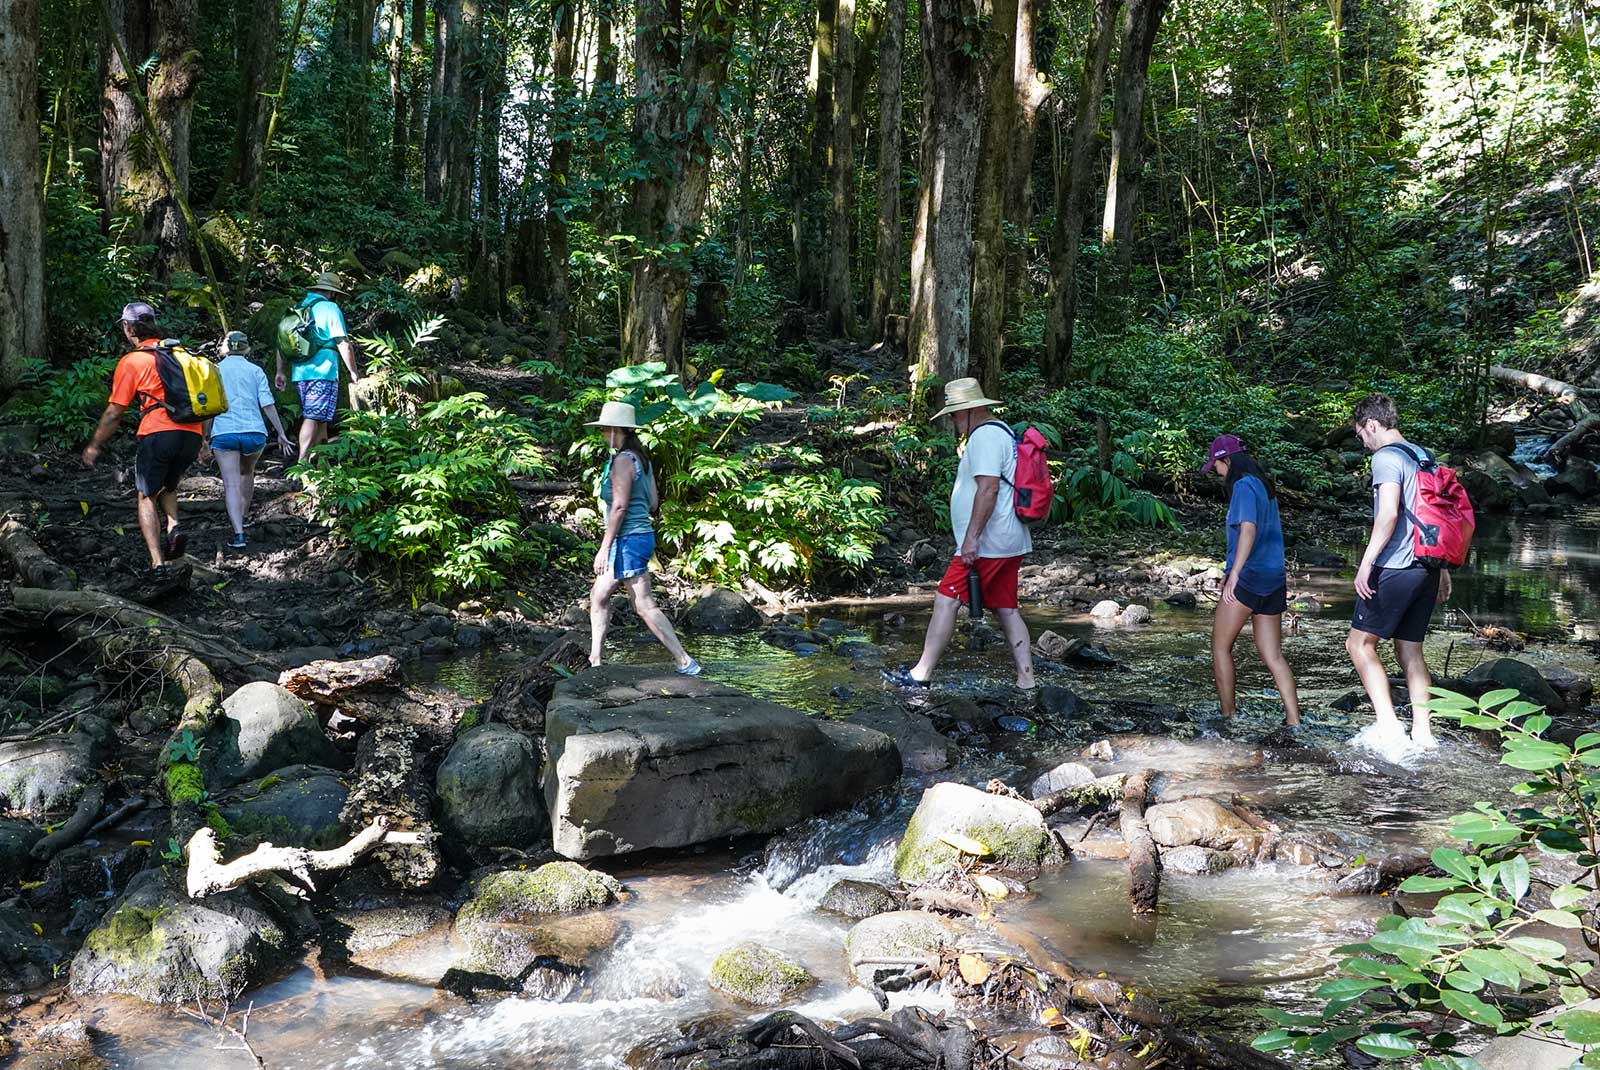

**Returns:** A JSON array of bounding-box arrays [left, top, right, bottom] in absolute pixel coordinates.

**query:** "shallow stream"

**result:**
[[74, 514, 1600, 1068]]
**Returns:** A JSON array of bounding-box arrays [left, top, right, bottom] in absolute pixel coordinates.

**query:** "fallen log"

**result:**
[[0, 516, 76, 590], [480, 629, 589, 734], [1490, 365, 1584, 405], [30, 784, 105, 861], [1121, 769, 1161, 914], [1332, 847, 1431, 896], [1547, 413, 1600, 465], [278, 654, 402, 705], [338, 723, 441, 889], [185, 816, 424, 897]]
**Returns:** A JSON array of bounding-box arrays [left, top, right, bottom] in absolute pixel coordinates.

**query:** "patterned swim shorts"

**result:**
[[297, 379, 339, 423]]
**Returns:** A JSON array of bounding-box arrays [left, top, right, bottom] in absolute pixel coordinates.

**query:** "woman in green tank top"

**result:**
[[586, 402, 700, 675]]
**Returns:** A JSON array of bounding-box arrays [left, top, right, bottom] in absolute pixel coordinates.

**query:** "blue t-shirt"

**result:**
[[290, 293, 348, 383], [1225, 475, 1285, 595]]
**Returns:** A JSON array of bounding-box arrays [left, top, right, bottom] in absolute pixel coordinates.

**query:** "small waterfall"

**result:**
[[99, 856, 116, 898], [1513, 434, 1559, 478]]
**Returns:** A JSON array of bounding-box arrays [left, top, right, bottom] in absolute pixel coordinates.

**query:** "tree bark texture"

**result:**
[[448, 0, 482, 223], [423, 0, 460, 205], [1002, 0, 1051, 336], [970, 0, 1021, 394], [868, 0, 907, 342], [907, 0, 984, 385], [405, 0, 425, 184], [544, 0, 578, 361], [1100, 0, 1169, 294], [622, 0, 743, 370], [101, 0, 201, 278], [1044, 0, 1121, 382], [388, 0, 407, 181], [796, 0, 837, 309], [1120, 768, 1160, 913], [0, 0, 45, 388], [824, 0, 858, 339], [472, 0, 506, 311], [230, 0, 279, 194]]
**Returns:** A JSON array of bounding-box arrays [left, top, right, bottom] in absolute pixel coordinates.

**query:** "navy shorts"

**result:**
[[609, 533, 655, 580], [1236, 584, 1287, 616], [134, 430, 201, 497], [211, 432, 266, 455], [1352, 564, 1440, 642]]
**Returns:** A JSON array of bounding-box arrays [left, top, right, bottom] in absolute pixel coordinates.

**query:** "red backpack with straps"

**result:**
[[1381, 443, 1475, 568], [980, 421, 1056, 524]]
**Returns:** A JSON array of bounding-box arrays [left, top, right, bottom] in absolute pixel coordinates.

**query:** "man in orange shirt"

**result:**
[[82, 302, 203, 574]]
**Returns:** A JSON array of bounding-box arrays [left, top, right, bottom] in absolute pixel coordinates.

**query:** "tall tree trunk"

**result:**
[[473, 0, 506, 311], [118, 0, 200, 279], [623, 0, 743, 371], [0, 0, 45, 388], [406, 0, 425, 185], [907, 0, 984, 385], [389, 0, 407, 182], [868, 0, 906, 342], [796, 0, 836, 309], [449, 0, 482, 223], [1043, 0, 1121, 382], [970, 0, 1020, 394], [229, 0, 278, 194], [823, 0, 857, 339], [423, 0, 459, 205], [1100, 0, 1168, 296], [544, 0, 578, 360], [1002, 0, 1051, 326]]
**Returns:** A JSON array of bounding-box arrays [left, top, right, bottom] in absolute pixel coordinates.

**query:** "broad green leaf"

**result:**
[[1459, 949, 1520, 991], [1400, 875, 1465, 893], [734, 381, 800, 403], [1500, 855, 1530, 901], [1355, 1032, 1419, 1059], [1500, 739, 1572, 771], [1533, 909, 1582, 929], [1555, 1009, 1600, 1045], [1478, 689, 1522, 711], [1346, 958, 1428, 985], [1440, 989, 1505, 1027], [1552, 884, 1591, 909], [1315, 977, 1389, 1000], [1505, 935, 1567, 961], [1432, 848, 1476, 882], [1251, 1030, 1294, 1052], [1443, 970, 1485, 991]]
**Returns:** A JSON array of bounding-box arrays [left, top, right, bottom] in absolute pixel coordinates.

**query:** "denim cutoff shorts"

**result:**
[[211, 432, 267, 455], [610, 533, 655, 580]]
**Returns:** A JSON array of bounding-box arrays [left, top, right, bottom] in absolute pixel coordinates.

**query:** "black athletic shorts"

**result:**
[[1351, 563, 1440, 642], [134, 430, 201, 498], [1236, 584, 1287, 616]]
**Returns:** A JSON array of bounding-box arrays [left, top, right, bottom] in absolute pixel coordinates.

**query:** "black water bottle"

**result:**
[[967, 570, 983, 621]]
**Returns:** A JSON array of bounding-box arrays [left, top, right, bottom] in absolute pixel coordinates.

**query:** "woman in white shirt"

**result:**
[[204, 332, 293, 549]]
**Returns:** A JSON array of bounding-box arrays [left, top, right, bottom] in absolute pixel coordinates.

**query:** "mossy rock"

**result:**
[[709, 943, 815, 1006], [404, 264, 451, 298], [893, 782, 1064, 883], [219, 765, 349, 849], [459, 863, 621, 923], [379, 250, 422, 276], [453, 864, 624, 981]]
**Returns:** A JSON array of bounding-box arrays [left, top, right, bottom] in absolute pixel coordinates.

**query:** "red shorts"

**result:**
[[936, 555, 1022, 610]]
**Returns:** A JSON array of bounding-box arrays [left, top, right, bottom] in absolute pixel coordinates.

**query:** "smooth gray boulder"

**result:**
[[545, 667, 900, 859], [206, 682, 342, 787], [1464, 658, 1564, 712], [452, 863, 624, 982], [0, 717, 112, 816], [1161, 845, 1236, 875], [843, 911, 965, 985], [218, 765, 348, 849], [846, 705, 957, 772], [0, 818, 42, 873], [1028, 761, 1096, 800], [435, 724, 546, 848], [1540, 664, 1593, 712], [709, 943, 816, 1005], [1145, 798, 1262, 853], [682, 589, 763, 633], [819, 879, 900, 919], [893, 782, 1064, 882], [69, 868, 287, 1003]]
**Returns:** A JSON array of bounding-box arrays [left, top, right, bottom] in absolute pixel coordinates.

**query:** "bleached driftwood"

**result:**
[[1490, 365, 1582, 403], [186, 817, 424, 898]]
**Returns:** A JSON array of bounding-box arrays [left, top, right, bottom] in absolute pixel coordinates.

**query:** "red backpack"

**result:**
[[979, 422, 1056, 524], [1381, 443, 1475, 568]]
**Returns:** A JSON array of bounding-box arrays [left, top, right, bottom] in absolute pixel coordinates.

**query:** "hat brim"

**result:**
[[932, 397, 1002, 420], [585, 419, 639, 429], [311, 285, 349, 296]]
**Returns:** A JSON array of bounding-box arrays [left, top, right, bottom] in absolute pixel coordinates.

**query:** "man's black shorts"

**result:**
[[1236, 584, 1287, 616], [134, 430, 201, 498], [1351, 563, 1440, 642]]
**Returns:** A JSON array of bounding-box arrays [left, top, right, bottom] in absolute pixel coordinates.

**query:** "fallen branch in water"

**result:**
[[185, 816, 424, 898], [181, 998, 264, 1069], [30, 783, 104, 861], [662, 1006, 1004, 1070], [1121, 769, 1161, 914]]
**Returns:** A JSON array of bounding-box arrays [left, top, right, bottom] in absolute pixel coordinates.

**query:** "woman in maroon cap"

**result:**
[[1202, 434, 1301, 726]]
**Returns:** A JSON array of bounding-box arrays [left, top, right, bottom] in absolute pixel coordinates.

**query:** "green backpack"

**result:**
[[275, 296, 331, 364]]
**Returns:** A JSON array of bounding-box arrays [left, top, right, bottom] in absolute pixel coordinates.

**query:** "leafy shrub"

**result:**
[[13, 356, 122, 449], [1058, 435, 1180, 531], [295, 392, 552, 595], [1256, 687, 1600, 1065]]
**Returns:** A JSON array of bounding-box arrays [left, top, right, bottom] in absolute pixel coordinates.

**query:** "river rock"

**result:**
[[69, 868, 288, 1003], [452, 863, 624, 981], [1464, 658, 1564, 712], [0, 717, 112, 816], [544, 666, 899, 859], [218, 765, 348, 849], [0, 817, 42, 873], [709, 942, 816, 1005], [846, 705, 957, 772], [1145, 798, 1262, 853], [1035, 686, 1087, 723], [1034, 630, 1073, 660], [205, 682, 343, 787], [1161, 845, 1236, 875], [327, 901, 455, 984], [1, 904, 63, 992], [1549, 458, 1599, 499], [1119, 604, 1152, 625], [819, 879, 899, 919], [1028, 761, 1095, 800], [682, 589, 762, 633], [435, 724, 546, 849], [1089, 600, 1122, 619], [1539, 664, 1593, 712], [843, 911, 965, 985], [893, 782, 1064, 882]]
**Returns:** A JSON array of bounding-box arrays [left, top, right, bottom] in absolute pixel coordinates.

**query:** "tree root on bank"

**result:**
[[662, 1007, 1009, 1070], [988, 774, 1128, 818], [1548, 413, 1600, 465], [186, 816, 424, 898], [29, 784, 105, 861], [480, 629, 590, 734], [338, 723, 441, 889], [0, 515, 76, 590]]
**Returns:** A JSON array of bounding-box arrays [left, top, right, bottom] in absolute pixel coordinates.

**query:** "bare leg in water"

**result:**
[[995, 607, 1035, 689], [1211, 599, 1253, 716], [1396, 638, 1434, 747], [1250, 613, 1301, 725], [908, 593, 962, 683], [1346, 628, 1404, 734]]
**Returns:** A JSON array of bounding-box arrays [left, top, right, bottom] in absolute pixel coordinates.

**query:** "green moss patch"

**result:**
[[709, 943, 815, 1006]]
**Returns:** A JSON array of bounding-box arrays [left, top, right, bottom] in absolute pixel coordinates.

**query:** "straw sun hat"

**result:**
[[932, 377, 1002, 419], [586, 401, 641, 429]]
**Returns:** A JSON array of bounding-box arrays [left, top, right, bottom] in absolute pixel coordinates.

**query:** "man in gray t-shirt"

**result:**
[[1346, 393, 1451, 752]]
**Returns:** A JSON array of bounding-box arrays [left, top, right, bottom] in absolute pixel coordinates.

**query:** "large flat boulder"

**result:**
[[544, 666, 900, 859], [0, 717, 113, 816]]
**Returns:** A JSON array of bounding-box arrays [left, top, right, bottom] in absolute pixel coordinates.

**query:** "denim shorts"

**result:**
[[609, 533, 656, 580], [210, 432, 267, 455]]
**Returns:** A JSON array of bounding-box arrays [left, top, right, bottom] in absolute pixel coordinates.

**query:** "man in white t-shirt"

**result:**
[[884, 378, 1035, 690]]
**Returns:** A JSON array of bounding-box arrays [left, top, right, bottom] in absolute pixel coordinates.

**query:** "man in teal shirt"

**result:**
[[275, 271, 363, 458]]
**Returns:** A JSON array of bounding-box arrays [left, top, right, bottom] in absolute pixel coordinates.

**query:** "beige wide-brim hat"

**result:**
[[932, 377, 1002, 419], [310, 270, 349, 295], [585, 401, 641, 429]]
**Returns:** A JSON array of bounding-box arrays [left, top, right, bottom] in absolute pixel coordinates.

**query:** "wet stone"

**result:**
[[708, 943, 815, 1006], [819, 879, 899, 920], [1161, 845, 1236, 875]]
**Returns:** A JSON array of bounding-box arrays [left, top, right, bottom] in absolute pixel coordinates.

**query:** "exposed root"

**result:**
[[186, 816, 424, 898], [30, 783, 105, 861]]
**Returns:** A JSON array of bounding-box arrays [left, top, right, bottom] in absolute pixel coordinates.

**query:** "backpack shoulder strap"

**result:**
[[1375, 443, 1431, 530], [136, 345, 172, 416]]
